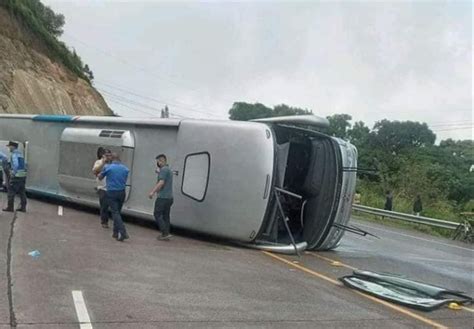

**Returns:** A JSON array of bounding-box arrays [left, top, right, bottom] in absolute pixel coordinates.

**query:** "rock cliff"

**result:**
[[0, 7, 112, 116]]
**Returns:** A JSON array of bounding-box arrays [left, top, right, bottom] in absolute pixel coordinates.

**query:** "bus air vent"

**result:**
[[99, 130, 125, 138]]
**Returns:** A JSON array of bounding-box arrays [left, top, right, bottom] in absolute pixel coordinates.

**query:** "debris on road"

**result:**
[[27, 250, 41, 259], [448, 302, 462, 310], [339, 270, 473, 311]]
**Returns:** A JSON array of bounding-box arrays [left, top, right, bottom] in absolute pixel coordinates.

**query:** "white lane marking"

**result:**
[[58, 206, 63, 216], [72, 290, 93, 329], [354, 222, 474, 252]]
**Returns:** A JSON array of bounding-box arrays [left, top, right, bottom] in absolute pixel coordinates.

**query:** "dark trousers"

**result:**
[[107, 190, 127, 237], [154, 198, 173, 236], [7, 177, 27, 210], [98, 189, 110, 224]]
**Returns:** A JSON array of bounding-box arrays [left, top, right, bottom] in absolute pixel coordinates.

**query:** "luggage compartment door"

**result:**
[[58, 128, 135, 203]]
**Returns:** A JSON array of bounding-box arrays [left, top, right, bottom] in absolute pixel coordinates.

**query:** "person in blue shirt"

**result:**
[[2, 141, 27, 212], [99, 153, 130, 242], [148, 154, 174, 240]]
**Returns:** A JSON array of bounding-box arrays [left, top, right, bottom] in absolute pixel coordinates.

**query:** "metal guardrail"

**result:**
[[352, 204, 460, 230]]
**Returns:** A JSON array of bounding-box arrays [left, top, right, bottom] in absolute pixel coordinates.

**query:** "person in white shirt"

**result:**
[[92, 147, 112, 228]]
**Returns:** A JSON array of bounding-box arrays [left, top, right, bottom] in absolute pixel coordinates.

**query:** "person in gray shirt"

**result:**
[[148, 154, 174, 240]]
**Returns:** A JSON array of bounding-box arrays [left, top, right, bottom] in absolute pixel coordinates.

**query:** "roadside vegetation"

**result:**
[[2, 0, 94, 82], [229, 102, 473, 238]]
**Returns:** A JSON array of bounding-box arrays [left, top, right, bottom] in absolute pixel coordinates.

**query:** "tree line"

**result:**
[[229, 102, 473, 220]]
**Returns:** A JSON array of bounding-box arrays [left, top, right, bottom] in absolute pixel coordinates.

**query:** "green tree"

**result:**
[[348, 121, 370, 147], [19, 0, 65, 36], [326, 114, 352, 139], [273, 104, 312, 117], [228, 102, 310, 121], [372, 120, 436, 154]]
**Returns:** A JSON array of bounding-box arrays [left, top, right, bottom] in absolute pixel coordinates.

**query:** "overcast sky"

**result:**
[[43, 0, 472, 141]]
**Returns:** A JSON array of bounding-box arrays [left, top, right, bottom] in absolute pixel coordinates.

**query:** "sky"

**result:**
[[43, 0, 473, 141]]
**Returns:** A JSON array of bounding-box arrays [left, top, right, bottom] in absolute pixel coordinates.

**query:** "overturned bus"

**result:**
[[0, 114, 357, 253]]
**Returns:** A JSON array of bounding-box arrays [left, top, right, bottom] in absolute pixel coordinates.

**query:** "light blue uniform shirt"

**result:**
[[9, 150, 27, 178]]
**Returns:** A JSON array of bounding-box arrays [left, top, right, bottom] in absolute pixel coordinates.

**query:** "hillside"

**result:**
[[0, 4, 112, 116]]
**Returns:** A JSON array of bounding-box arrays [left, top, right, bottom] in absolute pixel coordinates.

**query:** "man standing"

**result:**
[[98, 153, 130, 242], [93, 147, 112, 228], [148, 154, 174, 240], [2, 141, 27, 212], [384, 190, 393, 212], [413, 195, 423, 216]]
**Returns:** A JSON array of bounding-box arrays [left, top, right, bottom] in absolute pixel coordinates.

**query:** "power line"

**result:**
[[107, 98, 159, 117], [64, 32, 237, 108], [108, 98, 183, 119], [102, 90, 185, 118], [95, 80, 226, 119], [100, 89, 178, 115], [429, 121, 473, 127], [432, 126, 473, 132]]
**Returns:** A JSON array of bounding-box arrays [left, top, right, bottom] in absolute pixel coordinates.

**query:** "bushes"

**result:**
[[357, 178, 464, 223], [2, 0, 91, 82]]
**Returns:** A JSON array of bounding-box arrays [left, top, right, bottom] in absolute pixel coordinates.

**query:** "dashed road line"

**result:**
[[263, 251, 341, 285], [58, 205, 63, 216], [306, 251, 357, 270], [262, 251, 449, 329], [72, 291, 93, 329]]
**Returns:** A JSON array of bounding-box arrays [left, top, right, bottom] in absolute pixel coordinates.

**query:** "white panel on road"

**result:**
[[58, 206, 63, 216], [72, 290, 93, 329]]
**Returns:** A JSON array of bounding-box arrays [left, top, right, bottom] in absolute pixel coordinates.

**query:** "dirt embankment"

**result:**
[[0, 7, 112, 116]]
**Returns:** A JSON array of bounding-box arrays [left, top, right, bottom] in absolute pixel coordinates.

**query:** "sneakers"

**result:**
[[2, 208, 13, 212], [157, 234, 172, 241], [16, 208, 26, 213], [101, 223, 109, 228], [112, 232, 118, 239]]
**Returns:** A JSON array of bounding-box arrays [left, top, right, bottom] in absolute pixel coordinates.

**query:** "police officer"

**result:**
[[2, 141, 27, 212]]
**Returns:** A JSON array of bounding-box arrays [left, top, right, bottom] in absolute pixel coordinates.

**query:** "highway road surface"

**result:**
[[0, 194, 472, 328]]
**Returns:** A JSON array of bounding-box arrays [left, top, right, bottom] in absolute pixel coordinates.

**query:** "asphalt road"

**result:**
[[0, 194, 472, 329]]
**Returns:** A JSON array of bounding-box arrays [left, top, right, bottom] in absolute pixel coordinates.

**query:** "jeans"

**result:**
[[98, 189, 110, 224], [154, 198, 173, 236], [107, 190, 127, 237], [7, 177, 27, 210]]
